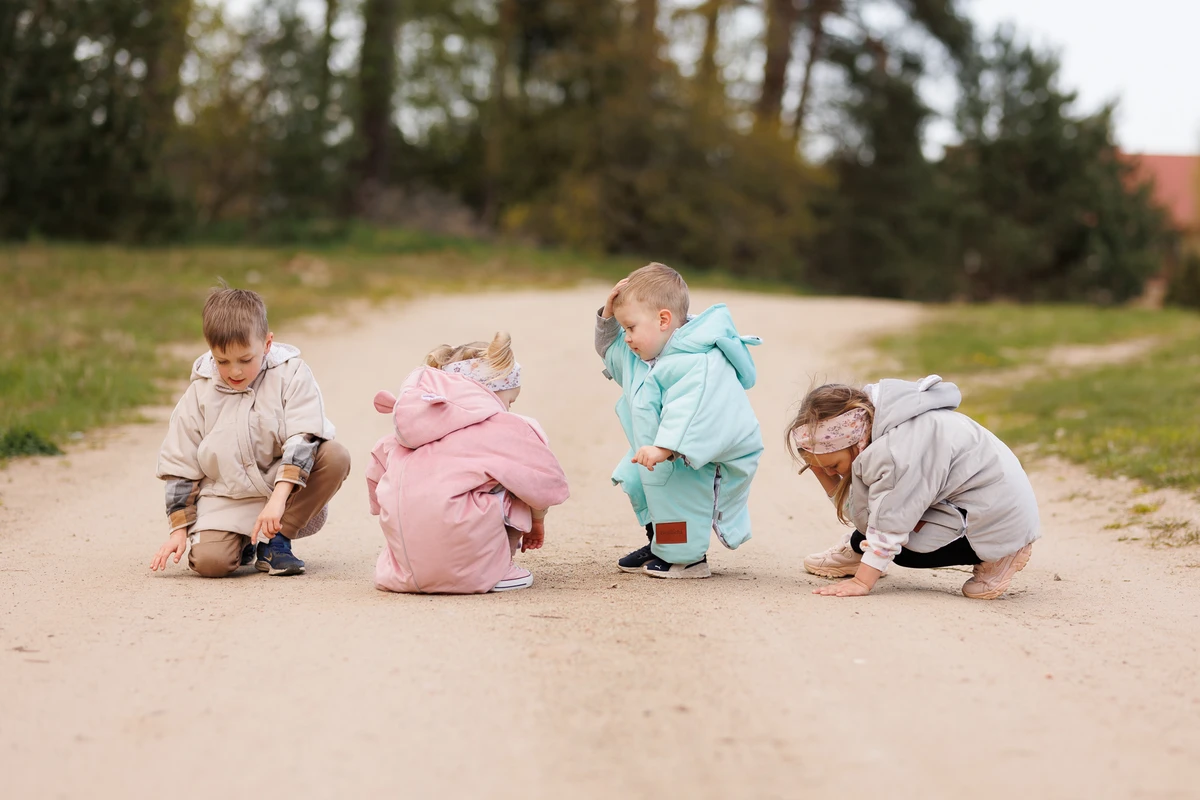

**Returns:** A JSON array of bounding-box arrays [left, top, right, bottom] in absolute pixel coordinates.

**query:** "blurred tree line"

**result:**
[[0, 0, 1178, 302]]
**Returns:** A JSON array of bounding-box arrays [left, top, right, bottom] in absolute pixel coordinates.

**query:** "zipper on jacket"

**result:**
[[712, 465, 733, 548]]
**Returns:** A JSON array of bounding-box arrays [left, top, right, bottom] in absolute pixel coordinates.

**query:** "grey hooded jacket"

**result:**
[[847, 375, 1040, 570]]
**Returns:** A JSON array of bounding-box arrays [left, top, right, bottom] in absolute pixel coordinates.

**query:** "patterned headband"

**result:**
[[792, 407, 870, 455], [442, 358, 522, 392]]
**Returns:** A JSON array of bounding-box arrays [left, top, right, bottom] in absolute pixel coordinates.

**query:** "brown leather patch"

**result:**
[[655, 521, 688, 545]]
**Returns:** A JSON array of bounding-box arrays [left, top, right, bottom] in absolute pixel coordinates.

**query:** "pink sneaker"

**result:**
[[803, 534, 863, 578], [489, 563, 534, 592], [962, 543, 1033, 600]]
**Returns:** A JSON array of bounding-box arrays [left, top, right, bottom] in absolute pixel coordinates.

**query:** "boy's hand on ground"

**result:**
[[522, 518, 545, 552], [813, 577, 873, 597], [632, 445, 673, 470], [150, 529, 188, 571], [602, 279, 630, 319]]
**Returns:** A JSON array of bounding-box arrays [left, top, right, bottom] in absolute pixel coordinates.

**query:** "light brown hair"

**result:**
[[784, 383, 875, 525], [613, 262, 689, 320], [424, 332, 515, 382], [202, 287, 269, 351]]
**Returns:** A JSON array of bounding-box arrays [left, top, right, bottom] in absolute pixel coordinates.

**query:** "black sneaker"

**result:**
[[643, 556, 711, 579], [617, 543, 655, 573], [239, 542, 256, 567], [255, 535, 305, 576]]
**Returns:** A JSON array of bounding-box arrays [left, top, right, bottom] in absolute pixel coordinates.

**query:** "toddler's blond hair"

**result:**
[[425, 332, 515, 382], [613, 262, 689, 320]]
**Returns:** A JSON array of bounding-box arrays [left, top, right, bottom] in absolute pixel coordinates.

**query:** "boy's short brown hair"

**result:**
[[614, 262, 689, 320], [202, 288, 269, 351]]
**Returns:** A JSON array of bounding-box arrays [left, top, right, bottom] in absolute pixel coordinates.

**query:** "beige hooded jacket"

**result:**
[[156, 343, 335, 536]]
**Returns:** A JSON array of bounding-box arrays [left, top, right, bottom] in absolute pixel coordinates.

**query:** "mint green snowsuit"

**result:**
[[598, 304, 763, 564]]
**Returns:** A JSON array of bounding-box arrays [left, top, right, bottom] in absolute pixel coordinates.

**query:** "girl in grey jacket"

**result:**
[[786, 375, 1039, 599]]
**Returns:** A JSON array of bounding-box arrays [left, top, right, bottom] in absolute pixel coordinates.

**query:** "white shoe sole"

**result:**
[[643, 562, 711, 579], [490, 574, 534, 592], [803, 562, 861, 579]]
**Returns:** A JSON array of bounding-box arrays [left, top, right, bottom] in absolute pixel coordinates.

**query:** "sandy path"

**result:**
[[2, 287, 1198, 800]]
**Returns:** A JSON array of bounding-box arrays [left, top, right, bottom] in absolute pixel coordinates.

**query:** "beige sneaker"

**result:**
[[803, 535, 863, 578], [962, 543, 1033, 600]]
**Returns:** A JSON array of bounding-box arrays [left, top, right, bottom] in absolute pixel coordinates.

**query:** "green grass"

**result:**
[[878, 303, 1195, 374], [0, 232, 797, 456], [877, 305, 1200, 496]]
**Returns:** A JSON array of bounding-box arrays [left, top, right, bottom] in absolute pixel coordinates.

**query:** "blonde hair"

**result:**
[[613, 262, 689, 320], [784, 383, 875, 526], [424, 332, 515, 382], [203, 287, 269, 351]]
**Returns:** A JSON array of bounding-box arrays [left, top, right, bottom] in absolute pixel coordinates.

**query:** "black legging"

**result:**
[[849, 530, 981, 569]]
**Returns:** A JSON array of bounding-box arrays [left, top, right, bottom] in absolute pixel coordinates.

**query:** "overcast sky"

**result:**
[[966, 0, 1198, 154]]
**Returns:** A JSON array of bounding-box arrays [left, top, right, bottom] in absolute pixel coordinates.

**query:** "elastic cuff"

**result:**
[[275, 464, 307, 487], [860, 551, 893, 572], [167, 509, 193, 532], [531, 508, 548, 521]]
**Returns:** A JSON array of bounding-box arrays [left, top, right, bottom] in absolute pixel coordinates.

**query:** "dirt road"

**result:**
[[2, 287, 1197, 799]]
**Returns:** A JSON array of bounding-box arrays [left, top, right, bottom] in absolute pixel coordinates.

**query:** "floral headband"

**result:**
[[442, 358, 521, 392], [792, 408, 870, 455]]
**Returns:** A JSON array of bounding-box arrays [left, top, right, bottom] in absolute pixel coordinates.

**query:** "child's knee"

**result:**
[[317, 440, 352, 479], [188, 540, 242, 578]]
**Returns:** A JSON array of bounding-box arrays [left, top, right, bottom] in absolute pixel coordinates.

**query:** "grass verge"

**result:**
[[876, 304, 1200, 496], [0, 232, 796, 458]]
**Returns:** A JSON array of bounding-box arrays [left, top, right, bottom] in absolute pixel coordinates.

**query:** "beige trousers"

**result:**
[[189, 441, 352, 578]]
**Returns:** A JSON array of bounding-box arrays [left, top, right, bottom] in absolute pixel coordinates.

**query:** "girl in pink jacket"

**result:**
[[368, 333, 570, 594]]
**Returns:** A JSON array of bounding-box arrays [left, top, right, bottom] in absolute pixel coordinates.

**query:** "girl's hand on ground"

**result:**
[[631, 445, 672, 470], [150, 530, 187, 571], [602, 279, 630, 319], [522, 519, 545, 552], [813, 578, 873, 597]]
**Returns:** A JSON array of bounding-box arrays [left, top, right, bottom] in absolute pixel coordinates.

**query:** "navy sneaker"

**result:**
[[618, 543, 655, 573], [643, 556, 711, 579], [239, 542, 256, 567], [255, 535, 305, 576]]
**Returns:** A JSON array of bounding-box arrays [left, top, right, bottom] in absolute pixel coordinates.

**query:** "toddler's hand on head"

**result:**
[[602, 279, 630, 319], [632, 445, 673, 470]]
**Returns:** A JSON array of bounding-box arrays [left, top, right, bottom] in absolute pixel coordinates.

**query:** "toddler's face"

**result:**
[[614, 301, 676, 361], [212, 333, 273, 390]]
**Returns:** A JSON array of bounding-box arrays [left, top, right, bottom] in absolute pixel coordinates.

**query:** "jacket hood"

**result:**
[[192, 342, 301, 392], [869, 374, 961, 439], [374, 366, 504, 449], [660, 304, 761, 389]]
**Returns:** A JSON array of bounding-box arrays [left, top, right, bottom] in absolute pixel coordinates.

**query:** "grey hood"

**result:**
[[868, 375, 962, 440]]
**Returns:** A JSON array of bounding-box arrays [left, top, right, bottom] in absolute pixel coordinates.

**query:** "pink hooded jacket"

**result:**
[[367, 366, 570, 594]]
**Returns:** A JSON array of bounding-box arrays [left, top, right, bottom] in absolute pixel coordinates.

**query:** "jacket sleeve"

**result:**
[[365, 436, 396, 516], [858, 443, 946, 571], [481, 416, 570, 512], [595, 310, 621, 359], [601, 318, 638, 388], [277, 361, 335, 486], [156, 383, 206, 533], [652, 355, 759, 469]]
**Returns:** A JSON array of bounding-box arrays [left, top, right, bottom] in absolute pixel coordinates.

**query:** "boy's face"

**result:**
[[615, 301, 678, 361], [211, 333, 273, 390]]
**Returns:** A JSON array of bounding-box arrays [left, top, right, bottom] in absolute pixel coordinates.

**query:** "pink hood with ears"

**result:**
[[366, 366, 570, 594]]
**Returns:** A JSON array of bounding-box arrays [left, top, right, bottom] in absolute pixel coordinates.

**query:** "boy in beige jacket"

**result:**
[[150, 288, 350, 577]]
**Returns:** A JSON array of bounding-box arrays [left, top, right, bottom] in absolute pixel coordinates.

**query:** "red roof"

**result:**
[[1124, 153, 1198, 233]]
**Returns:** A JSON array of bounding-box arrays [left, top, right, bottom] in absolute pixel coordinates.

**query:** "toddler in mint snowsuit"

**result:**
[[594, 263, 762, 579]]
